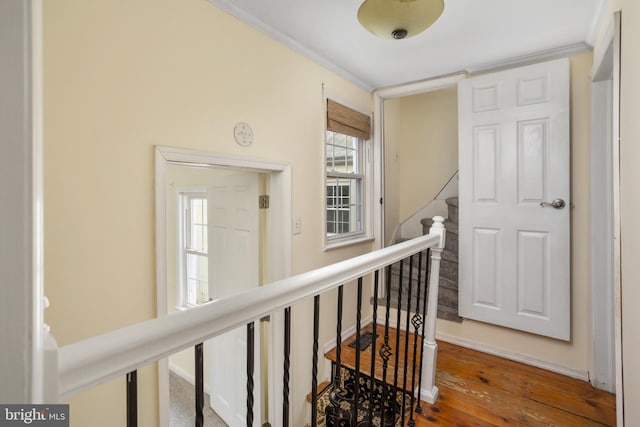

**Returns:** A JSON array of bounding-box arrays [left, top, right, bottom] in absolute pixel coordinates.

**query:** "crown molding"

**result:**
[[207, 0, 375, 92], [466, 42, 592, 76]]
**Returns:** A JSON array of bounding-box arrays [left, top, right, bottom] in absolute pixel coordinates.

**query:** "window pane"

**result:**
[[188, 198, 208, 253], [326, 128, 365, 240], [186, 253, 209, 305], [326, 131, 360, 174], [326, 176, 362, 237]]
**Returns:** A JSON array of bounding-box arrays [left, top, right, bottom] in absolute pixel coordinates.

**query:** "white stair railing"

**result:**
[[45, 217, 445, 426]]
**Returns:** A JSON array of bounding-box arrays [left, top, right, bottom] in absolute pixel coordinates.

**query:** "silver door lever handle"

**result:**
[[540, 198, 566, 209]]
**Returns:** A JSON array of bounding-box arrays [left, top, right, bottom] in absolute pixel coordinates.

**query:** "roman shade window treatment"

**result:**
[[326, 99, 371, 141]]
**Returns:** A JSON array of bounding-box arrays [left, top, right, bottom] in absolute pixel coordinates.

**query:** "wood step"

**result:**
[[324, 324, 422, 394], [306, 380, 331, 403]]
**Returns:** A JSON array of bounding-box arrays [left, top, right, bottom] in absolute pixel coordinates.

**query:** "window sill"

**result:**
[[324, 234, 375, 251]]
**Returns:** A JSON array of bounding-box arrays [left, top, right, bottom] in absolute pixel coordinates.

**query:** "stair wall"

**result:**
[[383, 197, 462, 322]]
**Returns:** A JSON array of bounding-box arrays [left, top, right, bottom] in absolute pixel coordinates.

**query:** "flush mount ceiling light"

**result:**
[[357, 0, 445, 40]]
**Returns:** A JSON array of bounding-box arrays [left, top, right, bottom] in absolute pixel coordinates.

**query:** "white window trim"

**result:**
[[323, 88, 374, 251]]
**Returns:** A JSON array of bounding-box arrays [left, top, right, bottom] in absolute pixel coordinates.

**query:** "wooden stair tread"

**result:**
[[306, 380, 331, 403], [324, 324, 422, 393]]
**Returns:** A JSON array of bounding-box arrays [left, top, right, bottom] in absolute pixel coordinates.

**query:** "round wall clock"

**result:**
[[234, 122, 254, 147]]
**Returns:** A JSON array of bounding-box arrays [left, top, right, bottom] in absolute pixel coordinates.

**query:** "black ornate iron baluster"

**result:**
[[408, 251, 425, 426], [283, 307, 291, 427], [311, 295, 320, 427], [415, 249, 431, 415], [368, 270, 379, 426], [126, 370, 137, 427], [327, 285, 345, 426], [353, 277, 363, 424], [379, 264, 394, 427], [247, 322, 255, 427], [401, 255, 415, 426], [195, 343, 204, 427], [392, 259, 405, 423]]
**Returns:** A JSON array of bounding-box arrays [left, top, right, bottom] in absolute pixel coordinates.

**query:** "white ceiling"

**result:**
[[209, 0, 605, 91]]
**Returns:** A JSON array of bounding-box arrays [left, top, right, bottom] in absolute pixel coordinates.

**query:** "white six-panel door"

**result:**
[[458, 58, 571, 340], [208, 173, 261, 426]]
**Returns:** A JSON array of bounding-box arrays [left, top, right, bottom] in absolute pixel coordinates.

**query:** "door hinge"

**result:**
[[259, 194, 269, 209]]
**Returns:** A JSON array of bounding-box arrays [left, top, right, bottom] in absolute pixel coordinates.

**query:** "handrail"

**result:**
[[57, 221, 444, 401]]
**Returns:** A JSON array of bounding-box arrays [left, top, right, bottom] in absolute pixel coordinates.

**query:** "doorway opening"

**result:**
[[155, 147, 291, 427], [589, 12, 622, 420]]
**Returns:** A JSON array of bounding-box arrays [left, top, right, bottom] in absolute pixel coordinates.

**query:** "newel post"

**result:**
[[419, 216, 445, 404]]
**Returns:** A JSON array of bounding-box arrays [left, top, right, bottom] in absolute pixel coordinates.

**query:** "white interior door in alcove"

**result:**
[[208, 172, 261, 427], [458, 58, 570, 340]]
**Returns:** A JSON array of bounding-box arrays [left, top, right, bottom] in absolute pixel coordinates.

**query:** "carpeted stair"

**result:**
[[382, 197, 463, 323]]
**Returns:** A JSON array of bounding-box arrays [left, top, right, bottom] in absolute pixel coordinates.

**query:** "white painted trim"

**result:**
[[435, 332, 590, 382], [154, 149, 170, 427], [590, 78, 616, 393], [325, 236, 376, 251], [322, 86, 375, 251], [156, 146, 290, 173], [375, 310, 591, 382], [206, 0, 373, 92], [372, 73, 462, 301], [589, 9, 624, 421], [154, 147, 292, 427], [373, 73, 467, 100], [466, 42, 591, 75], [0, 0, 44, 403], [31, 0, 46, 403], [372, 73, 464, 252], [611, 12, 624, 426]]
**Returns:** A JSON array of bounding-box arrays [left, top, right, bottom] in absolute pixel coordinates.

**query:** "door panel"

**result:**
[[459, 58, 570, 340], [208, 173, 261, 427]]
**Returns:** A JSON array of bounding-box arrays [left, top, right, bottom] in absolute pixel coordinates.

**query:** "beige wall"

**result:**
[[436, 52, 594, 373], [42, 0, 640, 424], [620, 0, 640, 424], [384, 87, 459, 238], [43, 0, 372, 426]]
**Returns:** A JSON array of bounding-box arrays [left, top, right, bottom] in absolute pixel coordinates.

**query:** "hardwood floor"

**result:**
[[325, 325, 616, 426]]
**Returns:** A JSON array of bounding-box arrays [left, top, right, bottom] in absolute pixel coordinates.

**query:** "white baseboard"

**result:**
[[323, 315, 373, 354], [373, 310, 590, 382], [435, 331, 590, 382], [169, 362, 212, 396]]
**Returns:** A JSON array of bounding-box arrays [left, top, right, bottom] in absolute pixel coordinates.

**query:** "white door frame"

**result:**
[[372, 73, 468, 252], [0, 0, 46, 403], [372, 74, 467, 299], [590, 11, 623, 423], [155, 146, 291, 427]]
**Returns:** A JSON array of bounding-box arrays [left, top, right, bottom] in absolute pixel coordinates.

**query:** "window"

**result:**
[[325, 99, 372, 244], [179, 192, 209, 307], [326, 131, 363, 235]]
